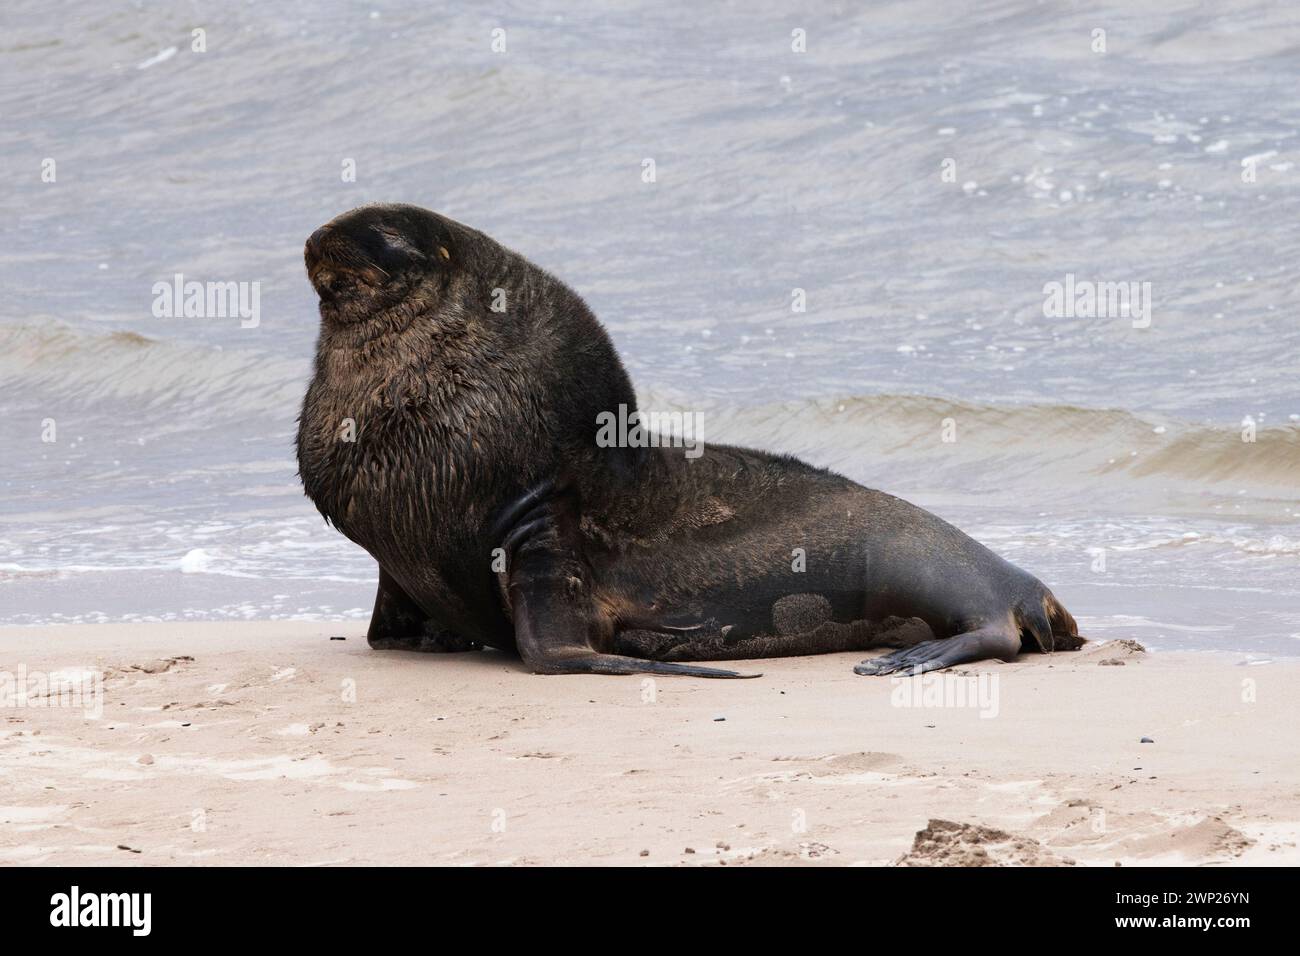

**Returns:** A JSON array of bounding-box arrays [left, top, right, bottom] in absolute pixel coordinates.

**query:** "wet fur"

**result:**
[[297, 204, 1083, 676]]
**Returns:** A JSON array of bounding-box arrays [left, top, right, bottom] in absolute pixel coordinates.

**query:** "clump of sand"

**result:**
[[895, 819, 1076, 867]]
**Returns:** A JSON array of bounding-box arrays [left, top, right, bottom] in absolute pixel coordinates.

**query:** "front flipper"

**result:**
[[504, 485, 758, 679], [367, 567, 480, 653], [853, 625, 1020, 676]]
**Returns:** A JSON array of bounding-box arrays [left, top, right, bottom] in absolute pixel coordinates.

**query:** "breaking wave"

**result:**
[[645, 390, 1300, 499], [4, 319, 1295, 500], [0, 320, 309, 418]]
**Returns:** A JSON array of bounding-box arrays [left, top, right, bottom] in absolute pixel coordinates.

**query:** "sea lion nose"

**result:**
[[306, 226, 331, 259]]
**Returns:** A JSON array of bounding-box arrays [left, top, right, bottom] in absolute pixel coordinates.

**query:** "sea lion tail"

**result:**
[[1015, 588, 1085, 653]]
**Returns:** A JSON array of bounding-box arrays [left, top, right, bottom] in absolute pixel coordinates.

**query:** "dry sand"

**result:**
[[1, 623, 1295, 866]]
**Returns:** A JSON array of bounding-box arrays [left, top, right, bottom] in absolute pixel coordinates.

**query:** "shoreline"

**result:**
[[1, 623, 1297, 866]]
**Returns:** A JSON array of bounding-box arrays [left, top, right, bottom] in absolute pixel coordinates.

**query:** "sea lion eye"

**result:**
[[375, 228, 419, 256], [437, 246, 450, 260]]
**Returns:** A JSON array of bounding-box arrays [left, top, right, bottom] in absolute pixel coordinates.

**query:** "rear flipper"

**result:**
[[504, 484, 759, 679], [855, 586, 1086, 676], [854, 624, 1020, 676]]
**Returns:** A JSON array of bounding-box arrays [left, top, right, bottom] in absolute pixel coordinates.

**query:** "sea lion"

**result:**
[[297, 203, 1084, 678]]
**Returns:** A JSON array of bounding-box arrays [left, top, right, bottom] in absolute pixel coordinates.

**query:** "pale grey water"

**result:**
[[1, 1, 1298, 654]]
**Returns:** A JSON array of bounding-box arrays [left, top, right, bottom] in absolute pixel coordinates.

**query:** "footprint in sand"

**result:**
[[731, 752, 911, 795], [815, 752, 904, 774], [110, 656, 194, 677]]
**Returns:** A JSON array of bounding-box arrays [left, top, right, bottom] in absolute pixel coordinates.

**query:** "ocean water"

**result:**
[[2, 1, 1297, 655]]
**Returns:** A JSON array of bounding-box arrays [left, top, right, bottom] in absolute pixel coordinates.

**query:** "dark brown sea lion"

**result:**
[[296, 203, 1084, 678]]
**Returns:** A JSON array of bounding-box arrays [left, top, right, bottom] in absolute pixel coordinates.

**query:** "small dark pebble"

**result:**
[[684, 847, 695, 854], [181, 722, 192, 728], [330, 636, 346, 641], [639, 849, 649, 857], [713, 716, 725, 722], [116, 845, 142, 854], [1140, 736, 1154, 743]]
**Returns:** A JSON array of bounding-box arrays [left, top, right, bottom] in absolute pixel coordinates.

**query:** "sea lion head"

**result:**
[[304, 203, 455, 321]]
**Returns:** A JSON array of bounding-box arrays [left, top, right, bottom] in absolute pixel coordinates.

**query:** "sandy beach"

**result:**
[[1, 623, 1294, 867]]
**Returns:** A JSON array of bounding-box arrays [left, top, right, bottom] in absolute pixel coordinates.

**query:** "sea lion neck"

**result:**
[[318, 299, 429, 355], [313, 265, 480, 365]]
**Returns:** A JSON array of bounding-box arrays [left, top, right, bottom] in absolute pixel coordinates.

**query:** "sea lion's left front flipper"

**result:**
[[502, 486, 758, 679]]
